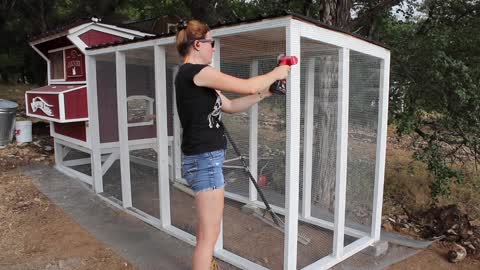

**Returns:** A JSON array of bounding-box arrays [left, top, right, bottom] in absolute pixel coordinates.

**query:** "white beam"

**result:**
[[115, 51, 133, 207], [299, 21, 389, 59], [372, 54, 390, 241], [302, 57, 315, 218], [86, 55, 104, 193], [333, 48, 350, 258], [155, 45, 172, 228], [284, 19, 301, 270], [172, 66, 182, 182], [249, 60, 259, 202]]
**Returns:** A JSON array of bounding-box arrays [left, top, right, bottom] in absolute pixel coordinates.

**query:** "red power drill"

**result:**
[[269, 54, 298, 95]]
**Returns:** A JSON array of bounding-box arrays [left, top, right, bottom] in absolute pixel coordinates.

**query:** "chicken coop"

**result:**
[[81, 12, 390, 270]]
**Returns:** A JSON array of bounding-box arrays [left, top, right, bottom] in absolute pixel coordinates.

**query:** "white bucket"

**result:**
[[15, 120, 32, 143]]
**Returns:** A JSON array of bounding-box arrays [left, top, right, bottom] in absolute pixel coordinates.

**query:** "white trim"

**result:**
[[59, 93, 66, 120], [302, 236, 374, 270], [51, 130, 90, 149], [48, 45, 77, 53], [55, 137, 91, 154], [46, 81, 87, 85], [154, 45, 172, 229], [299, 20, 389, 59], [215, 249, 269, 270], [26, 84, 86, 94], [249, 60, 259, 203], [55, 163, 92, 185], [96, 22, 154, 37], [172, 66, 182, 183], [30, 32, 68, 46], [212, 17, 289, 37], [372, 54, 390, 241], [54, 141, 64, 167], [301, 57, 315, 218], [25, 113, 88, 123], [333, 48, 350, 258], [102, 151, 120, 175], [210, 38, 224, 251], [116, 51, 133, 208], [284, 19, 301, 270], [67, 34, 89, 54], [86, 55, 104, 193], [63, 157, 92, 167], [85, 18, 289, 56]]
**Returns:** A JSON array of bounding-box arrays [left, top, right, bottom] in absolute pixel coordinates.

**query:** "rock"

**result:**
[[447, 243, 467, 263]]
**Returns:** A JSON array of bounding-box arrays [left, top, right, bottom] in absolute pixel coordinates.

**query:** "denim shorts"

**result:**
[[181, 149, 225, 193]]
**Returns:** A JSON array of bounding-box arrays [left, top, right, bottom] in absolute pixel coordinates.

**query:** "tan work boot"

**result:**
[[210, 258, 219, 270]]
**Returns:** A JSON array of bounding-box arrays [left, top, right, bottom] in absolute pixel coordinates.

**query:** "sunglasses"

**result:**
[[192, 39, 215, 48]]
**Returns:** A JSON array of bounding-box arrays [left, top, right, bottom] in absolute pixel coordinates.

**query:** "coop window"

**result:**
[[126, 95, 154, 127], [49, 51, 65, 80]]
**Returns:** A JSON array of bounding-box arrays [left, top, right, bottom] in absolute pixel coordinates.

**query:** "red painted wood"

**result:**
[[79, 30, 124, 47], [26, 93, 60, 120], [53, 122, 87, 142], [64, 48, 86, 81], [64, 87, 88, 119]]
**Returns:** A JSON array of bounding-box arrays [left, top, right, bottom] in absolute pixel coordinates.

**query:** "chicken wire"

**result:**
[[345, 50, 381, 231], [95, 53, 123, 202], [125, 47, 160, 218]]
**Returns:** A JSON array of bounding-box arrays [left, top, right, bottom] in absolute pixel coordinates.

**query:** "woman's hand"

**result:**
[[271, 65, 291, 80]]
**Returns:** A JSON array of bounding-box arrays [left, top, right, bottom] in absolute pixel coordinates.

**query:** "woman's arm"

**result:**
[[218, 87, 271, 114], [194, 65, 290, 95]]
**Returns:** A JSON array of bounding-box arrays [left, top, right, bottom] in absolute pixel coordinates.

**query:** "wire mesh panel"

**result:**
[[164, 44, 199, 237], [62, 147, 92, 176], [219, 28, 287, 269], [124, 47, 160, 218], [297, 38, 344, 269], [96, 53, 122, 202], [345, 50, 381, 234]]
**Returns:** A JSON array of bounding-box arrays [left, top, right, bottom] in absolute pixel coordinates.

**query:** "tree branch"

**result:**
[[349, 0, 402, 29]]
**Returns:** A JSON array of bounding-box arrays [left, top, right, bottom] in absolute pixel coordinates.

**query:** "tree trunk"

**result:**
[[318, 0, 352, 29], [312, 54, 338, 211]]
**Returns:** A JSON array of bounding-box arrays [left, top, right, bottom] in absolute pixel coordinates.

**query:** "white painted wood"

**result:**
[[48, 45, 77, 53], [301, 236, 374, 270], [212, 18, 289, 38], [59, 93, 66, 121], [63, 158, 92, 167], [333, 48, 350, 258], [284, 19, 302, 270], [67, 34, 89, 53], [54, 140, 64, 166], [249, 60, 259, 202], [50, 131, 90, 149], [26, 85, 87, 94], [86, 54, 104, 192], [372, 54, 390, 241], [210, 37, 224, 251], [154, 45, 172, 228], [299, 20, 389, 59], [55, 163, 92, 185], [215, 249, 269, 270], [302, 57, 315, 218], [55, 138, 91, 153], [44, 81, 86, 85], [101, 152, 120, 175], [115, 51, 133, 208], [86, 18, 289, 56], [172, 66, 182, 181]]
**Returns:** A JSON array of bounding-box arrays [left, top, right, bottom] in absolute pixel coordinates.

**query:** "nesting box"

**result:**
[[43, 13, 391, 270]]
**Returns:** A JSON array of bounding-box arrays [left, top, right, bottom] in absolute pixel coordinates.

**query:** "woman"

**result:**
[[174, 20, 290, 270]]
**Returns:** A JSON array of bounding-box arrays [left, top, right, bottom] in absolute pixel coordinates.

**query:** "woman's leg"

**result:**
[[193, 188, 224, 270]]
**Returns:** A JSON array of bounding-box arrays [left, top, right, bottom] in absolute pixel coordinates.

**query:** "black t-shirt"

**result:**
[[174, 63, 226, 155]]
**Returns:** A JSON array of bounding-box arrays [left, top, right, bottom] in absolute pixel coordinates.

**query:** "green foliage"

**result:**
[[383, 0, 480, 200]]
